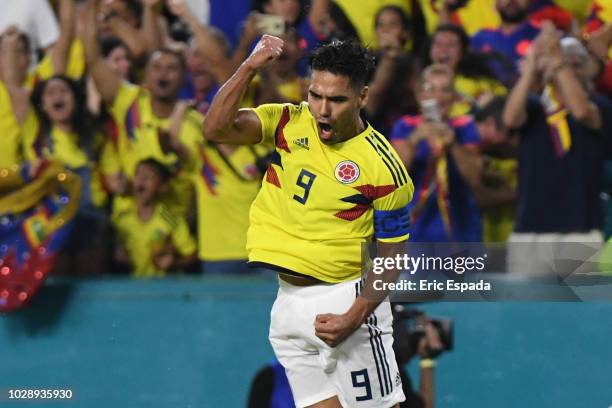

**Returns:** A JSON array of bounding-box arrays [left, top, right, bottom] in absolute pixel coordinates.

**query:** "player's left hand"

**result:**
[[314, 313, 361, 347]]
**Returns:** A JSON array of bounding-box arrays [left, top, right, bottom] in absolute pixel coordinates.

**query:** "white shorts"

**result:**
[[269, 278, 406, 408]]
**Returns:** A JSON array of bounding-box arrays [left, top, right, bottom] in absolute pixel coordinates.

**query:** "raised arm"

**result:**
[[502, 49, 537, 129], [50, 0, 76, 75], [544, 31, 601, 129], [167, 0, 233, 83], [203, 34, 284, 145], [141, 0, 164, 55], [0, 27, 31, 124], [81, 0, 121, 105]]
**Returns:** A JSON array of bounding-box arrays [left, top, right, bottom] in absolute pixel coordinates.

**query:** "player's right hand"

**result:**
[[245, 34, 284, 71]]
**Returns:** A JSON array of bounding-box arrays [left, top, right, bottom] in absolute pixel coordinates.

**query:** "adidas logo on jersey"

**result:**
[[293, 137, 310, 150]]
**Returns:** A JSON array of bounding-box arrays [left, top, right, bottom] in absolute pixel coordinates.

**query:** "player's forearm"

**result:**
[[203, 62, 257, 141], [349, 241, 406, 325]]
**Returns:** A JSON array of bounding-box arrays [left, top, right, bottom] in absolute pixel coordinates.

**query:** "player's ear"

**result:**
[[359, 86, 369, 109]]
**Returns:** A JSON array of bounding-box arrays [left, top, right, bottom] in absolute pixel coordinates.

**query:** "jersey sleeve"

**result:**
[[371, 142, 415, 243], [251, 103, 287, 147]]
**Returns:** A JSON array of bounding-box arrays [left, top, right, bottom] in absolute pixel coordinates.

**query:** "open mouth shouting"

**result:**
[[317, 121, 335, 142]]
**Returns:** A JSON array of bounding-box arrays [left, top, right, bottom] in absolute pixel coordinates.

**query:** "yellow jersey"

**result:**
[[111, 198, 196, 277], [0, 81, 23, 168], [21, 112, 89, 169], [192, 142, 266, 261], [247, 102, 414, 283], [109, 83, 204, 215]]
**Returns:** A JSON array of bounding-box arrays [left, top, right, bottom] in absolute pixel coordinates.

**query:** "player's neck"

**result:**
[[337, 117, 367, 144], [353, 116, 366, 137]]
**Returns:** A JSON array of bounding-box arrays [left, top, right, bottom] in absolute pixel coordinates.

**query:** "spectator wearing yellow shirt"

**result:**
[[0, 0, 76, 169], [112, 158, 197, 277], [19, 74, 112, 276], [85, 37, 134, 203], [426, 24, 507, 117], [81, 0, 202, 217], [0, 28, 30, 169]]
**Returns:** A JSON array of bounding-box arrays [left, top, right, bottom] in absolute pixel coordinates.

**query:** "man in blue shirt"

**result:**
[[471, 0, 540, 84], [503, 23, 612, 277], [391, 64, 483, 243]]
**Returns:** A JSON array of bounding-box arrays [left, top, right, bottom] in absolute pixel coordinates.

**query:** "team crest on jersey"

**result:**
[[334, 160, 360, 184]]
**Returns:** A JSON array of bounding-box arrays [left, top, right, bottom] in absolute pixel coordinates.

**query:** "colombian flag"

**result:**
[[0, 161, 81, 313]]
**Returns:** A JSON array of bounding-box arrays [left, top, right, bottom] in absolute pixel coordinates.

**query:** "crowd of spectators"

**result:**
[[1, 0, 611, 277]]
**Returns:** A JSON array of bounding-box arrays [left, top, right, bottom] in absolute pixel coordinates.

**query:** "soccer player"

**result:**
[[204, 35, 413, 408]]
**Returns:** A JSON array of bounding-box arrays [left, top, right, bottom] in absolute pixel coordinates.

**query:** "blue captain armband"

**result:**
[[374, 206, 410, 239]]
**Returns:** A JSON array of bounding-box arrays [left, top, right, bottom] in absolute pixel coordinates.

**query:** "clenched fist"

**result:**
[[245, 34, 284, 71]]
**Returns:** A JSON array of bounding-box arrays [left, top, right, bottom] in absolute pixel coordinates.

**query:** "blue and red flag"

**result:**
[[0, 161, 81, 313]]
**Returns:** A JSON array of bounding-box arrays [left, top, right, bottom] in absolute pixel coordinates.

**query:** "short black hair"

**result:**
[[137, 158, 172, 183], [309, 40, 375, 88]]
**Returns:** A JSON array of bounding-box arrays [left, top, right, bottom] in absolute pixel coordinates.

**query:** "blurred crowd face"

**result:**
[[430, 31, 462, 70], [419, 72, 455, 120], [145, 51, 184, 101], [133, 163, 164, 206], [263, 0, 301, 25], [0, 34, 31, 84], [41, 78, 76, 125], [186, 48, 215, 94], [105, 45, 132, 80], [496, 0, 531, 24], [308, 70, 367, 145], [375, 8, 409, 49]]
